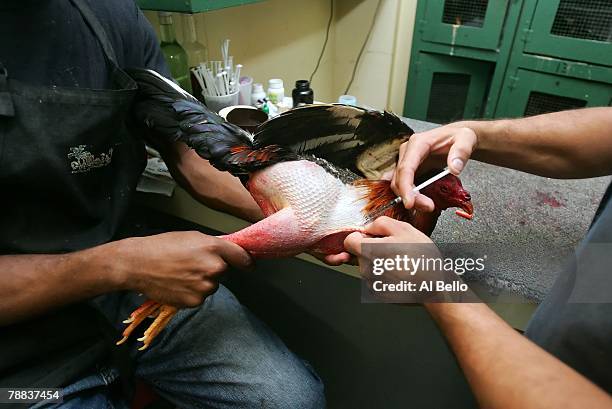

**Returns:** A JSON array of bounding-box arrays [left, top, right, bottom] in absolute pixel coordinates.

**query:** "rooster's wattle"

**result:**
[[118, 69, 474, 349]]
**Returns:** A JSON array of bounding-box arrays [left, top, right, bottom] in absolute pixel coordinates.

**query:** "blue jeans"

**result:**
[[31, 285, 325, 409]]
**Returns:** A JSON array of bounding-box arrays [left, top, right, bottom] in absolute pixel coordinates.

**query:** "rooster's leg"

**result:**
[[116, 301, 178, 350], [116, 209, 307, 349], [221, 207, 313, 258]]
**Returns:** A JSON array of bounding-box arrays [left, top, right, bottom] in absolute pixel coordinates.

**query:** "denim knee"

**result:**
[[254, 359, 325, 409]]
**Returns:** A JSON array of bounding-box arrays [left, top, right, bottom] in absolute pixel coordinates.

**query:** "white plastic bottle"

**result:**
[[251, 83, 266, 106], [267, 79, 284, 104]]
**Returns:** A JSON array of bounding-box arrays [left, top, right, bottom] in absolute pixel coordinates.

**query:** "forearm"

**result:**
[[464, 107, 612, 178], [425, 303, 612, 409], [159, 142, 263, 222], [0, 244, 124, 325]]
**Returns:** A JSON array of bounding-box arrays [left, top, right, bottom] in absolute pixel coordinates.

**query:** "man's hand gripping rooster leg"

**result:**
[[118, 207, 326, 349], [112, 231, 252, 350]]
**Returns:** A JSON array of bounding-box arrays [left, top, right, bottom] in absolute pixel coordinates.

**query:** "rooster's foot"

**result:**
[[116, 301, 177, 350]]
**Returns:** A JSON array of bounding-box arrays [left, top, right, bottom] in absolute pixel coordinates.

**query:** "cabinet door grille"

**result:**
[[550, 0, 612, 43], [442, 0, 489, 28], [524, 92, 587, 117], [426, 73, 472, 124]]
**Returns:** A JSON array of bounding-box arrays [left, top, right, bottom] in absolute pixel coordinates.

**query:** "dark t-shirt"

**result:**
[[0, 0, 168, 389], [526, 183, 612, 393], [0, 0, 169, 87]]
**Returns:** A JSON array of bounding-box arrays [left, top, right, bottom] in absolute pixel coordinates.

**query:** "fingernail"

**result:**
[[452, 158, 464, 173]]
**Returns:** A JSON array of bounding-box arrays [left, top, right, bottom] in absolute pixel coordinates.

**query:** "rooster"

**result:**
[[118, 69, 474, 349]]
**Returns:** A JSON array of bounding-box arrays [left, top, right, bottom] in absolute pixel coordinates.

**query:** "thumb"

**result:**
[[344, 231, 368, 255], [447, 128, 477, 175]]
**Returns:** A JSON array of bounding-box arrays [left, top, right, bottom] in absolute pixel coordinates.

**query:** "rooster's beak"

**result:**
[[455, 201, 474, 220]]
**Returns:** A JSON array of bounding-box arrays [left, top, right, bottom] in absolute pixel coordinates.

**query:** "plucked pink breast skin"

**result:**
[[220, 160, 367, 258]]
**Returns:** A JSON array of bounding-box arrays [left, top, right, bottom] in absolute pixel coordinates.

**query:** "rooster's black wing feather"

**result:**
[[253, 104, 413, 174], [127, 68, 295, 175]]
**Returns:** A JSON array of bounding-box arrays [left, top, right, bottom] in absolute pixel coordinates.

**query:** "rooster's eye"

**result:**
[[440, 186, 450, 194]]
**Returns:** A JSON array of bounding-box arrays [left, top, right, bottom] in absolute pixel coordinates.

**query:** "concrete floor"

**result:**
[[405, 118, 611, 301]]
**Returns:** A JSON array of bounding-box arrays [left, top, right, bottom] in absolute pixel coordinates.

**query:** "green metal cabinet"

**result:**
[[405, 0, 612, 120], [495, 69, 612, 118], [524, 0, 612, 67], [405, 53, 493, 124], [404, 0, 523, 121], [421, 0, 511, 51], [494, 0, 612, 117]]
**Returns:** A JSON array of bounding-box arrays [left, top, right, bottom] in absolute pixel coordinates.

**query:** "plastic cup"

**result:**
[[239, 76, 253, 106], [203, 90, 240, 113]]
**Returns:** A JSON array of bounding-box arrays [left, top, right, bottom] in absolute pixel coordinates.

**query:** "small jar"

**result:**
[[267, 79, 284, 104], [292, 80, 314, 107], [251, 83, 266, 106]]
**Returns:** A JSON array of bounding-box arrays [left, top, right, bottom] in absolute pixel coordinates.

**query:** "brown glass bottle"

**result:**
[[292, 80, 314, 107]]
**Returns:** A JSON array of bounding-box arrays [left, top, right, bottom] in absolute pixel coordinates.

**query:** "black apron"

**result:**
[[0, 0, 144, 389]]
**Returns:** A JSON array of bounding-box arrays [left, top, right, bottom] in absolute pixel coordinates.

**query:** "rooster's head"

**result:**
[[421, 173, 473, 220]]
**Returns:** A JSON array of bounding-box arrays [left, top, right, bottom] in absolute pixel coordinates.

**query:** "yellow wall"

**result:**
[[144, 0, 417, 112], [332, 0, 417, 111]]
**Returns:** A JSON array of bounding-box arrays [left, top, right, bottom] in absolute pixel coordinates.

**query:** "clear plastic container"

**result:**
[[338, 95, 357, 106], [239, 76, 253, 106]]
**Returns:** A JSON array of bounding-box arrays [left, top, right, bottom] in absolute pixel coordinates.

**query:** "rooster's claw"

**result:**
[[116, 301, 177, 350]]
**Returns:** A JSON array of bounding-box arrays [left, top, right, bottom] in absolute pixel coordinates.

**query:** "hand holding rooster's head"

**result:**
[[391, 125, 478, 214]]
